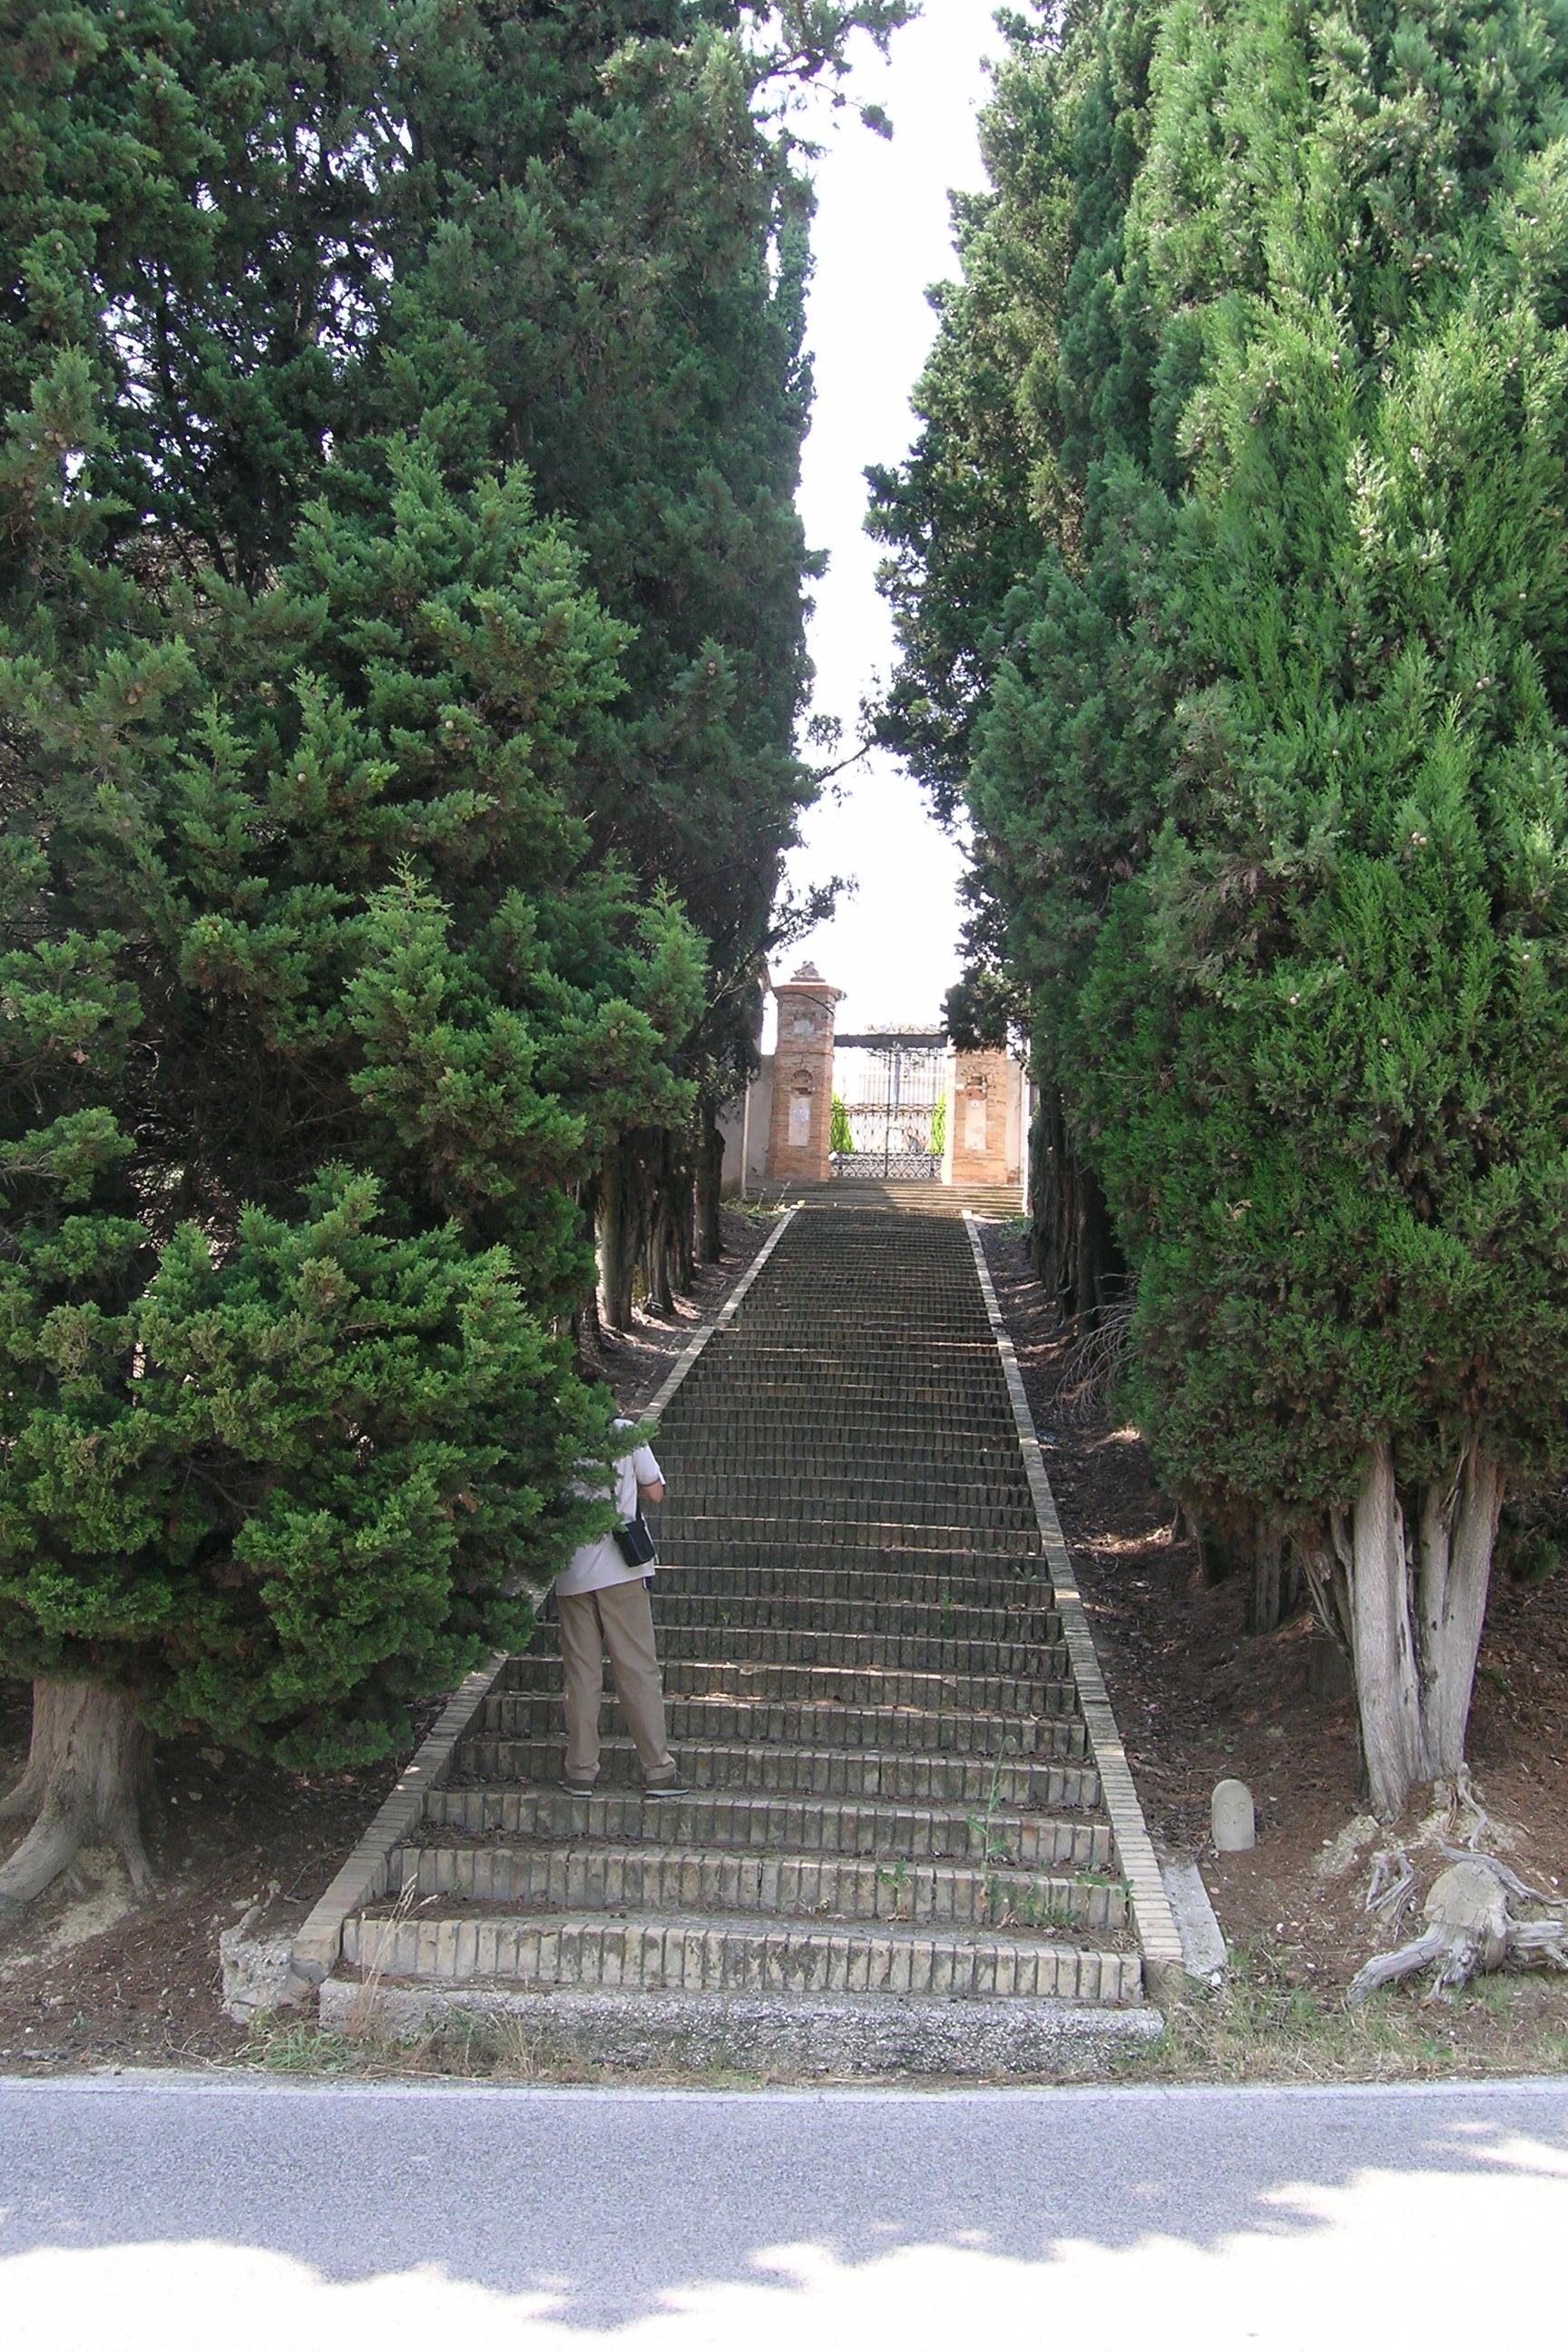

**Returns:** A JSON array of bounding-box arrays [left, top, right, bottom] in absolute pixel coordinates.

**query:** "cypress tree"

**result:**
[[870, 0, 1167, 1313], [0, 0, 903, 1916], [877, 0, 1568, 1817]]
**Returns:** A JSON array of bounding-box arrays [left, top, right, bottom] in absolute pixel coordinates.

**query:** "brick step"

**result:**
[[679, 1300, 988, 1316], [679, 1358, 1004, 1380], [677, 1373, 1005, 1383], [662, 1475, 1031, 1510], [658, 1538, 1043, 1573], [729, 1289, 989, 1300], [339, 1907, 1140, 2003], [723, 1269, 982, 1289], [671, 1323, 995, 1340], [659, 1524, 1039, 1556], [660, 1508, 1040, 1543], [659, 1460, 1032, 1494], [475, 1690, 1089, 1756], [728, 1293, 987, 1307], [706, 1357, 997, 1369], [611, 1592, 1064, 1641], [422, 1784, 1115, 1869], [680, 1369, 1006, 1382], [386, 1841, 1129, 1933], [452, 1736, 1100, 1804], [710, 1314, 997, 1330], [682, 1330, 1000, 1349], [658, 1517, 1040, 1557], [674, 1394, 1005, 1411], [671, 1336, 995, 1352], [661, 1437, 1023, 1465], [661, 1413, 1019, 1439], [658, 1420, 1024, 1439], [648, 1567, 1054, 1610], [660, 1436, 1028, 1465], [658, 1474, 1037, 1511], [521, 1625, 1071, 1680], [694, 1349, 1001, 1369], [728, 1274, 984, 1287], [706, 1340, 997, 1357], [500, 1654, 1077, 1714], [698, 1303, 993, 1317], [666, 1406, 1013, 1431]]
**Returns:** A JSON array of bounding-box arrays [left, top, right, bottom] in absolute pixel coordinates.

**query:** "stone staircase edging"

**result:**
[[316, 1978, 1163, 2077], [643, 1204, 800, 1421], [289, 1651, 512, 1994], [962, 1212, 1188, 2004]]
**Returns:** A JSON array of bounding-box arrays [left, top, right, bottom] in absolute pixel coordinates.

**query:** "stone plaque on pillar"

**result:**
[[947, 1047, 1024, 1188], [765, 963, 842, 1183]]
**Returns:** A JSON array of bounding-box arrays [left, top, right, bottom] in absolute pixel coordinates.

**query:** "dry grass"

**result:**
[[1109, 1943, 1568, 2086], [242, 2007, 770, 2089], [237, 1954, 1568, 2092]]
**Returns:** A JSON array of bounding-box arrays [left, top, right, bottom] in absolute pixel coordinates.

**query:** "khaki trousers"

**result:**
[[557, 1578, 676, 1785]]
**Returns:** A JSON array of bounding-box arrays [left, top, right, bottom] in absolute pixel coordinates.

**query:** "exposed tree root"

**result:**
[[0, 1774, 44, 1823], [0, 1680, 153, 1932], [1347, 1770, 1568, 2005]]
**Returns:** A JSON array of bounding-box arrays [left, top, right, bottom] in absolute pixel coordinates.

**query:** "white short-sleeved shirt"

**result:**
[[555, 1424, 665, 1597]]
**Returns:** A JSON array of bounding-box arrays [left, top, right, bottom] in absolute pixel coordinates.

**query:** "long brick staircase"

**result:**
[[317, 1200, 1173, 2070]]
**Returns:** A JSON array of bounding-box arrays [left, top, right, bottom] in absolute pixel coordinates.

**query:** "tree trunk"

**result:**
[[595, 1149, 635, 1330], [672, 1150, 696, 1294], [0, 1680, 153, 1930], [1028, 1077, 1122, 1318], [696, 1116, 724, 1263], [1246, 1513, 1298, 1633], [647, 1206, 676, 1315], [1416, 1444, 1503, 1776], [1334, 1436, 1504, 1819]]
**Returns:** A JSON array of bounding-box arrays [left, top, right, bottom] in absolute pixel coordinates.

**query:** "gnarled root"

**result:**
[[1348, 1852, 1568, 2006], [0, 1680, 153, 1933]]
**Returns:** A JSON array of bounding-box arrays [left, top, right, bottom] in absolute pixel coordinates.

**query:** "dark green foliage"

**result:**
[[877, 0, 1568, 1791], [0, 1164, 597, 1767], [0, 0, 902, 1772]]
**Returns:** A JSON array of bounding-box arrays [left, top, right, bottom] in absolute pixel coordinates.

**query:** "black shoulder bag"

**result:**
[[612, 1511, 658, 1569]]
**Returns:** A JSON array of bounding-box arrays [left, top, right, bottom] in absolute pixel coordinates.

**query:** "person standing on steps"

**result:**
[[556, 1419, 686, 1797]]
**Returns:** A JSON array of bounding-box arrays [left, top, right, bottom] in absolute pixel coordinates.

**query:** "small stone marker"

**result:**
[[1211, 1778, 1256, 1852]]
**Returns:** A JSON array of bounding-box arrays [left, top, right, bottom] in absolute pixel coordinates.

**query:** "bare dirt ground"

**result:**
[[982, 1218, 1568, 2073], [575, 1207, 777, 1415], [0, 1210, 779, 2075]]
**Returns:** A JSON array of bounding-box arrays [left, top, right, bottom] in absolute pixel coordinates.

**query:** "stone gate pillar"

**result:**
[[945, 1046, 1024, 1188], [765, 962, 842, 1183]]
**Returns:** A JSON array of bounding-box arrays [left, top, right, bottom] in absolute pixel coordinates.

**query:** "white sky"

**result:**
[[769, 0, 1000, 1043]]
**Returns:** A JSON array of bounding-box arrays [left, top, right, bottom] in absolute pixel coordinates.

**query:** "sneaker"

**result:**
[[561, 1775, 597, 1796], [642, 1770, 688, 1798]]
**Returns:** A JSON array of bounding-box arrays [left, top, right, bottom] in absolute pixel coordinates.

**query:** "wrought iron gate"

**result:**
[[830, 1035, 946, 1181]]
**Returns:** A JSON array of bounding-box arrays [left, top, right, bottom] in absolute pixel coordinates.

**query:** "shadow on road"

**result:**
[[2, 2074, 1566, 2334]]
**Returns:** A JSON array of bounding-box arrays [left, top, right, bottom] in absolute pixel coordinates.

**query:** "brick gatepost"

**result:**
[[946, 1046, 1023, 1188], [766, 961, 842, 1183]]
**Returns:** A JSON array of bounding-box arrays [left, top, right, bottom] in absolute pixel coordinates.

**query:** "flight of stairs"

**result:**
[[321, 1204, 1162, 2069]]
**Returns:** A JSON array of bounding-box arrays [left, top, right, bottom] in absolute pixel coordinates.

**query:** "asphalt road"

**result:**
[[3, 2072, 1564, 2349]]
